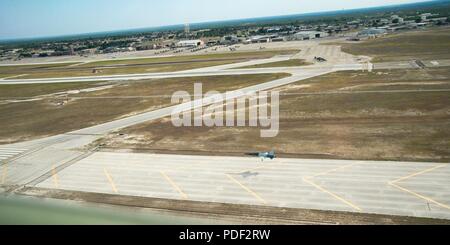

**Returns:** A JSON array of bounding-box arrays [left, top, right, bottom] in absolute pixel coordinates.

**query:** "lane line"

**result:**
[[160, 171, 188, 199], [226, 174, 267, 205], [303, 177, 362, 212], [391, 164, 447, 184], [302, 162, 363, 212], [51, 165, 59, 188], [1, 74, 28, 80], [390, 182, 450, 211], [103, 168, 118, 193], [389, 164, 449, 211]]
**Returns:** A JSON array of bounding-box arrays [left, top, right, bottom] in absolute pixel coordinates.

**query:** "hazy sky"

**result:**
[[0, 0, 427, 39]]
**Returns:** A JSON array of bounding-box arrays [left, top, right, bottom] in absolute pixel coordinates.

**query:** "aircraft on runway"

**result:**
[[314, 56, 327, 62], [246, 150, 276, 161]]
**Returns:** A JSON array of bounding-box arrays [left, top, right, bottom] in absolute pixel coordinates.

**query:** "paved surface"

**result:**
[[2, 60, 449, 85], [373, 59, 450, 69], [0, 65, 345, 85], [33, 152, 450, 220], [0, 147, 27, 163], [183, 55, 293, 73]]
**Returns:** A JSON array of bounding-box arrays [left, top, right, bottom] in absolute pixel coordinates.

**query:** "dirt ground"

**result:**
[[339, 27, 450, 62], [100, 68, 450, 162], [0, 73, 289, 144]]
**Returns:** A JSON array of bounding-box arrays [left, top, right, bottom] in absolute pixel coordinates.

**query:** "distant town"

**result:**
[[0, 2, 449, 61]]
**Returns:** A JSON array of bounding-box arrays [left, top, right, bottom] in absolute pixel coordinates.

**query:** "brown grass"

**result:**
[[0, 73, 289, 144], [340, 27, 450, 62], [0, 82, 99, 98], [101, 68, 450, 162]]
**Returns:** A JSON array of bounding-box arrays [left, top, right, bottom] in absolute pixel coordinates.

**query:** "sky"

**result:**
[[0, 0, 428, 40]]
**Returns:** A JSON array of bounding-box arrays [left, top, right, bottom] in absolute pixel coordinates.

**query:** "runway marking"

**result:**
[[51, 165, 59, 188], [391, 164, 447, 184], [302, 177, 362, 212], [389, 164, 449, 211], [0, 74, 28, 80], [1, 164, 6, 185], [103, 168, 118, 194], [226, 174, 267, 205], [160, 171, 188, 199], [303, 162, 363, 212]]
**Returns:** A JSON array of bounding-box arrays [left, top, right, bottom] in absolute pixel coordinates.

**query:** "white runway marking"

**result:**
[[0, 147, 27, 162]]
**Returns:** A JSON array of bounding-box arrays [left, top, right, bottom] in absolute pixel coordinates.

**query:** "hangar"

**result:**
[[293, 31, 329, 40], [357, 28, 387, 37], [176, 40, 205, 47]]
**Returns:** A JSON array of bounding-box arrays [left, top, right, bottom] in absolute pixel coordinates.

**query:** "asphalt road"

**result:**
[[34, 152, 450, 220]]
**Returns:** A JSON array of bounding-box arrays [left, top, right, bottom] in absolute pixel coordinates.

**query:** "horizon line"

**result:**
[[0, 0, 437, 42]]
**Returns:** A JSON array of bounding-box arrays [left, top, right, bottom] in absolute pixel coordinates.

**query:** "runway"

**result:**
[[33, 152, 450, 220], [0, 66, 342, 85], [0, 147, 27, 162], [1, 60, 448, 85]]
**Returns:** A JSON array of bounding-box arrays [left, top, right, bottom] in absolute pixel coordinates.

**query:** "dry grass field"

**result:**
[[0, 73, 289, 144], [340, 27, 450, 62], [100, 68, 450, 162]]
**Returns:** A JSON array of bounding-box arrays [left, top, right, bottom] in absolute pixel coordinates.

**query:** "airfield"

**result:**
[[1, 29, 449, 224]]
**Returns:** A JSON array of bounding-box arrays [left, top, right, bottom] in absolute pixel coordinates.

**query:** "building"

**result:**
[[79, 48, 97, 55], [136, 44, 157, 51], [378, 18, 390, 25], [429, 17, 448, 23], [391, 15, 404, 24], [176, 40, 204, 48], [206, 39, 220, 46], [292, 31, 329, 40], [357, 28, 387, 37], [220, 35, 239, 45], [271, 37, 286, 42], [245, 35, 275, 44], [421, 13, 433, 21]]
